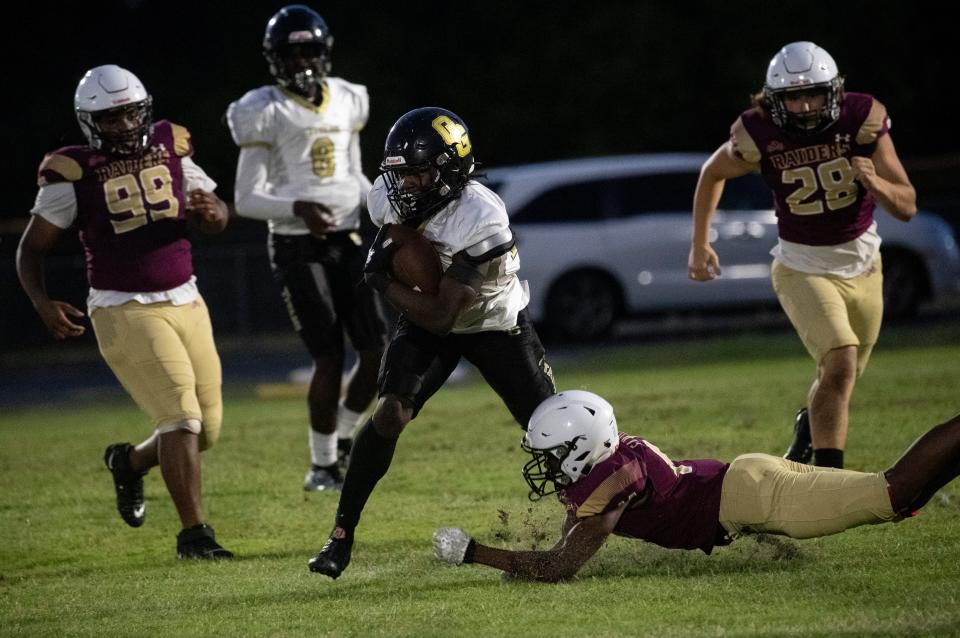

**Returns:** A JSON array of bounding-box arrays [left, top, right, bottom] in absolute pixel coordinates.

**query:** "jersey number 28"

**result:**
[[782, 157, 858, 215]]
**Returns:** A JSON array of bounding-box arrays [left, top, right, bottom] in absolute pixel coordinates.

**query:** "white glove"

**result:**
[[432, 527, 473, 564]]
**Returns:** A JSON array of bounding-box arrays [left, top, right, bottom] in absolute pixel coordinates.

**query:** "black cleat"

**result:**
[[176, 523, 234, 560], [308, 527, 353, 579], [303, 464, 344, 492], [784, 407, 813, 464], [103, 443, 147, 527], [337, 437, 353, 473]]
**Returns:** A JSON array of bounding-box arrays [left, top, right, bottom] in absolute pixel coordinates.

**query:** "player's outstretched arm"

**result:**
[[434, 504, 624, 582], [689, 142, 755, 282], [16, 215, 86, 339]]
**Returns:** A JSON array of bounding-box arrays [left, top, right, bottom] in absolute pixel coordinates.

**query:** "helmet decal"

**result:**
[[431, 115, 472, 158]]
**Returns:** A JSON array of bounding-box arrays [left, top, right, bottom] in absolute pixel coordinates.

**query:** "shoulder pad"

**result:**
[[730, 115, 762, 164], [574, 458, 644, 519], [37, 148, 86, 186], [366, 176, 392, 226], [856, 97, 890, 145], [327, 77, 370, 130], [156, 121, 193, 157], [462, 228, 515, 263], [226, 87, 276, 147]]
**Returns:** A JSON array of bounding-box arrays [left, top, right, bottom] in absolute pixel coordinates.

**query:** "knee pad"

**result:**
[[198, 425, 220, 452], [198, 394, 223, 451], [156, 418, 202, 436]]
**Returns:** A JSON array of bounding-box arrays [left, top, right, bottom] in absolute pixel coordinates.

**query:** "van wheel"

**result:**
[[545, 271, 621, 340]]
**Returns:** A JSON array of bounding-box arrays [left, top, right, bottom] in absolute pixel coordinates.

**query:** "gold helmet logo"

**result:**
[[431, 115, 472, 158]]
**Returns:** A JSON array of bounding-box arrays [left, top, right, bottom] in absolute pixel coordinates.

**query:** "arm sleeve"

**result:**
[[181, 156, 217, 193], [232, 145, 296, 220], [30, 182, 77, 229]]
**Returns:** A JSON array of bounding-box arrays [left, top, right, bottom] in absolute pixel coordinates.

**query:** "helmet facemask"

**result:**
[[764, 76, 844, 134], [521, 439, 587, 501], [267, 42, 332, 97], [382, 154, 467, 221], [79, 98, 153, 156]]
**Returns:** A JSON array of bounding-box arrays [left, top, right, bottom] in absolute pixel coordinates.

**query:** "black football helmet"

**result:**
[[380, 107, 475, 220], [263, 5, 334, 96]]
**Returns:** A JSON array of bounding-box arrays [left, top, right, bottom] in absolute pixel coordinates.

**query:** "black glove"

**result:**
[[363, 223, 398, 293]]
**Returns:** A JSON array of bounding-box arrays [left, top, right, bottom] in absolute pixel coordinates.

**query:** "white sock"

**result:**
[[309, 428, 337, 467], [336, 403, 366, 439]]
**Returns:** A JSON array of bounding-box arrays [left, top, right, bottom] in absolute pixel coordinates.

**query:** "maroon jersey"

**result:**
[[559, 434, 730, 554], [730, 92, 890, 246], [37, 120, 196, 292]]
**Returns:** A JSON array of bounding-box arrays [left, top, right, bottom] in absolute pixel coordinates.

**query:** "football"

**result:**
[[387, 224, 442, 294]]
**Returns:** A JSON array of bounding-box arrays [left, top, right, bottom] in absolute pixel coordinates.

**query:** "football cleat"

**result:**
[[176, 523, 234, 560], [304, 464, 344, 492], [337, 437, 353, 473], [784, 407, 813, 464], [308, 527, 353, 578], [103, 442, 147, 527]]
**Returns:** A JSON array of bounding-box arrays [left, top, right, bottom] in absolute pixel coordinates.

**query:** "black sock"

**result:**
[[814, 448, 844, 468], [334, 419, 398, 533]]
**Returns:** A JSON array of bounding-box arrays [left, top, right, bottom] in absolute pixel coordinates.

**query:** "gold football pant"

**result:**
[[91, 298, 223, 450], [719, 453, 897, 539], [771, 256, 883, 375]]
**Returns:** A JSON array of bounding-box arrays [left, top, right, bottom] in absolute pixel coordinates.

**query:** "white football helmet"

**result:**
[[74, 64, 153, 155], [521, 390, 619, 500], [763, 41, 844, 133]]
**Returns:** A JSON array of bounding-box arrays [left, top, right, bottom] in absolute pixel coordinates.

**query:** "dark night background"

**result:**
[[1, 0, 958, 353]]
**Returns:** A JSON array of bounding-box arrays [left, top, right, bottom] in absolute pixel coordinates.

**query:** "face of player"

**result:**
[[279, 43, 326, 98], [783, 87, 828, 130], [397, 165, 438, 194], [93, 103, 148, 155]]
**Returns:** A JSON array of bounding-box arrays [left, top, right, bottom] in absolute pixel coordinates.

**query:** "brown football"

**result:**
[[387, 224, 442, 294]]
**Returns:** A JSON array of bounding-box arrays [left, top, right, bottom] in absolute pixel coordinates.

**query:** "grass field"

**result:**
[[2, 324, 960, 637]]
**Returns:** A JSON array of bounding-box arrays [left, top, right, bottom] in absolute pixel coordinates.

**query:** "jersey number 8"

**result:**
[[311, 137, 336, 178]]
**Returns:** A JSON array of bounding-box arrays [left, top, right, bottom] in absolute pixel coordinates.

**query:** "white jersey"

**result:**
[[771, 221, 882, 278], [368, 177, 529, 333], [226, 78, 372, 235]]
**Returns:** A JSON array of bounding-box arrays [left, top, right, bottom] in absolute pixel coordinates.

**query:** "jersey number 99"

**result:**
[[104, 165, 180, 234]]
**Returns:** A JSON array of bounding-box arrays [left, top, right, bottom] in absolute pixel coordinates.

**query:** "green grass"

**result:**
[[2, 323, 960, 637]]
